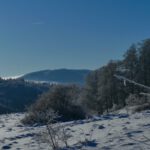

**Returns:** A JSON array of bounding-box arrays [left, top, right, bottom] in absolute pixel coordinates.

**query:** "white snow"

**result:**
[[2, 75, 23, 80], [0, 110, 150, 150]]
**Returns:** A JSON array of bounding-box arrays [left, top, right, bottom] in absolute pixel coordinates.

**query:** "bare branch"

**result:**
[[114, 74, 150, 90]]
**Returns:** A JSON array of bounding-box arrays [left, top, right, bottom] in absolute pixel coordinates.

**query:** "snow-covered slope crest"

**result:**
[[0, 111, 150, 150], [2, 75, 23, 80]]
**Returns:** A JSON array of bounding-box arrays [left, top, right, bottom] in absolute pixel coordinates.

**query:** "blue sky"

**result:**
[[0, 0, 150, 76]]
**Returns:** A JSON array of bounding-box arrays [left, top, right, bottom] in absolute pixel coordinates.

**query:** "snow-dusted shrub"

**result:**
[[35, 109, 71, 150], [134, 103, 150, 112], [125, 94, 150, 112], [22, 85, 85, 125], [125, 94, 147, 106]]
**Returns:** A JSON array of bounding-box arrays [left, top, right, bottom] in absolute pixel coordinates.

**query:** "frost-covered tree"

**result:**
[[83, 61, 126, 114], [123, 44, 139, 94], [139, 39, 150, 87]]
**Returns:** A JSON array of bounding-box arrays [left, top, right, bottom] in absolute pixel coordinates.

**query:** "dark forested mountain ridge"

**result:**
[[22, 69, 91, 85]]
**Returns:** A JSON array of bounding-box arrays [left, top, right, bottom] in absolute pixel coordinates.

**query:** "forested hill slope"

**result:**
[[0, 78, 49, 114], [22, 69, 91, 85]]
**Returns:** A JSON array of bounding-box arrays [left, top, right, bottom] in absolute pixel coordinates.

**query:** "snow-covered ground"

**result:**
[[0, 110, 150, 150]]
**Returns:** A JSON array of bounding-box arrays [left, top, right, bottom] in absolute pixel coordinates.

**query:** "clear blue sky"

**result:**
[[0, 0, 150, 77]]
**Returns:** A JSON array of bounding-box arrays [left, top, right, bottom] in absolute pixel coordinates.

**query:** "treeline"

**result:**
[[83, 39, 150, 114], [0, 78, 50, 114], [23, 39, 150, 124]]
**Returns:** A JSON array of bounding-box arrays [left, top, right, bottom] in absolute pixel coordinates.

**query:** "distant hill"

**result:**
[[21, 69, 91, 85]]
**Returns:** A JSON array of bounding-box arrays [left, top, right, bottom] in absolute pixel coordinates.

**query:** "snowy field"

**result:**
[[0, 110, 150, 150]]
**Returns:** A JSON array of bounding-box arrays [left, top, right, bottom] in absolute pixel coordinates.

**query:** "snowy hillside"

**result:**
[[0, 110, 150, 150]]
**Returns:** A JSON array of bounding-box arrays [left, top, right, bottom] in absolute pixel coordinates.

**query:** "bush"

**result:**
[[134, 103, 150, 112], [34, 109, 71, 150], [125, 94, 150, 113], [23, 85, 85, 125], [125, 94, 147, 106]]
